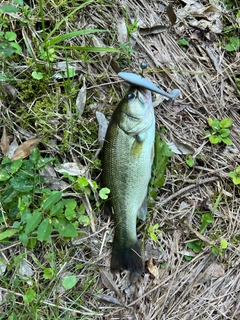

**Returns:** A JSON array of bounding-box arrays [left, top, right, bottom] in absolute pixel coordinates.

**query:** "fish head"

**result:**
[[116, 86, 154, 136], [121, 86, 152, 118]]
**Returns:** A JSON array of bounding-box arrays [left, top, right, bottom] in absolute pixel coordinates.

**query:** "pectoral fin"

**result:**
[[130, 138, 143, 158], [137, 196, 148, 221]]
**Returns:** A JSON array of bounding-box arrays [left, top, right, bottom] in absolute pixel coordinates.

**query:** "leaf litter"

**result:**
[[1, 0, 240, 319]]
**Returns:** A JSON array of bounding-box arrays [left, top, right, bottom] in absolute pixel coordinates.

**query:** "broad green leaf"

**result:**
[[28, 238, 37, 249], [79, 203, 85, 215], [232, 176, 240, 185], [50, 200, 65, 216], [186, 156, 194, 167], [205, 130, 211, 136], [99, 187, 110, 200], [200, 213, 214, 233], [212, 246, 219, 255], [149, 188, 158, 199], [10, 159, 23, 174], [207, 118, 213, 126], [92, 181, 98, 190], [0, 43, 16, 57], [20, 210, 32, 224], [2, 157, 12, 165], [17, 168, 35, 179], [37, 218, 52, 241], [220, 118, 232, 128], [64, 68, 75, 78], [78, 215, 90, 227], [10, 177, 33, 192], [62, 275, 77, 289], [188, 240, 202, 253], [222, 137, 232, 145], [53, 218, 78, 237], [11, 41, 22, 55], [152, 135, 172, 189], [220, 238, 228, 249], [211, 119, 220, 131], [219, 128, 230, 137], [5, 32, 17, 41], [43, 268, 54, 279], [209, 135, 221, 144], [0, 171, 11, 181], [29, 148, 40, 163], [178, 38, 189, 46], [14, 0, 24, 6], [230, 36, 240, 47], [36, 157, 54, 169], [150, 232, 157, 243], [19, 233, 28, 244], [25, 210, 42, 234], [65, 208, 76, 221], [32, 71, 43, 80], [0, 5, 20, 12], [229, 171, 236, 179], [13, 221, 21, 228], [77, 176, 88, 188], [0, 229, 18, 241], [152, 174, 165, 188], [8, 312, 17, 320], [42, 191, 62, 210], [65, 199, 77, 209], [59, 222, 78, 237], [225, 44, 237, 51], [1, 186, 18, 203], [0, 73, 11, 81], [23, 289, 36, 303], [236, 166, 240, 174]]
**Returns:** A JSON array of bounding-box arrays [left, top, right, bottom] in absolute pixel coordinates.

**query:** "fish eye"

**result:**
[[127, 93, 135, 100]]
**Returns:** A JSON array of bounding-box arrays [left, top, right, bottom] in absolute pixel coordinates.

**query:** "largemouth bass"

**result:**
[[102, 86, 155, 274]]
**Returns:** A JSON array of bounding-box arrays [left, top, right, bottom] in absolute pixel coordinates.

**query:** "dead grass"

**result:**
[[1, 0, 240, 319]]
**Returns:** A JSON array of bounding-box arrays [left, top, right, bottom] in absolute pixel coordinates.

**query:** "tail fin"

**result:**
[[111, 239, 143, 275]]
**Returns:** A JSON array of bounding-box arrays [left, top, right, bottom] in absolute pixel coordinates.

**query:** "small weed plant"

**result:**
[[149, 133, 173, 200], [148, 223, 161, 243], [0, 148, 107, 247], [185, 194, 228, 259], [229, 166, 240, 185], [225, 36, 240, 52], [205, 117, 232, 145]]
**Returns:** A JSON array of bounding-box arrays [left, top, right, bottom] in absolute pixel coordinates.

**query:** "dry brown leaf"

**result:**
[[7, 137, 19, 159], [139, 25, 168, 36], [117, 17, 128, 44], [95, 294, 123, 305], [76, 77, 86, 118], [147, 258, 160, 279], [198, 263, 225, 283], [12, 137, 42, 160], [166, 3, 177, 26], [99, 268, 120, 296], [0, 127, 9, 155]]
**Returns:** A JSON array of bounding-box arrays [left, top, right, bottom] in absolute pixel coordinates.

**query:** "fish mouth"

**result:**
[[135, 86, 151, 103]]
